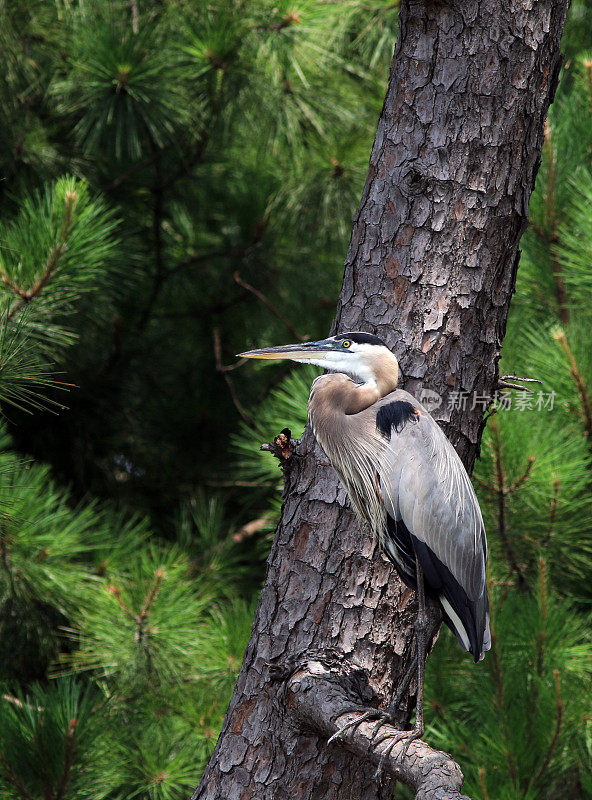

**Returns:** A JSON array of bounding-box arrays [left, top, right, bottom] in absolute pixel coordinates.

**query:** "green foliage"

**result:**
[[0, 420, 249, 797], [0, 176, 121, 411], [53, 10, 188, 163], [473, 411, 592, 597], [0, 0, 393, 516], [0, 678, 101, 800], [63, 545, 213, 689], [94, 717, 201, 800], [426, 565, 592, 800]]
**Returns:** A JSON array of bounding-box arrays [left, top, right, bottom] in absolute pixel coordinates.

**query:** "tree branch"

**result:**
[[508, 456, 535, 493], [107, 583, 135, 619], [530, 669, 563, 787], [285, 660, 471, 800], [491, 420, 529, 590], [542, 121, 569, 324], [554, 328, 592, 439], [138, 567, 165, 622], [212, 327, 253, 425], [54, 718, 78, 800], [233, 272, 308, 343], [4, 188, 78, 320]]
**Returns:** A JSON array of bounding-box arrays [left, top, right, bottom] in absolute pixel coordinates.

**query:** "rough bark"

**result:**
[[193, 1, 569, 798]]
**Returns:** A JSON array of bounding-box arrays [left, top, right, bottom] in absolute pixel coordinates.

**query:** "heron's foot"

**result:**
[[497, 374, 542, 394], [371, 722, 425, 781], [327, 705, 395, 745]]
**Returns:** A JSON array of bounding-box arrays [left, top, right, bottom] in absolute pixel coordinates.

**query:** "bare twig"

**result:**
[[130, 0, 139, 33], [232, 516, 270, 543], [482, 405, 498, 425], [2, 693, 44, 712], [213, 328, 253, 425], [233, 272, 308, 343], [497, 375, 542, 394], [211, 341, 248, 374], [260, 428, 292, 462], [286, 660, 472, 800]]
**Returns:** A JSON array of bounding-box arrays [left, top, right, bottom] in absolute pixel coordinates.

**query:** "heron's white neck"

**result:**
[[307, 350, 398, 415], [342, 349, 399, 414]]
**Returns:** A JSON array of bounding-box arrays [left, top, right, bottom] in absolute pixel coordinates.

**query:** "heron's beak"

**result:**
[[238, 340, 334, 362]]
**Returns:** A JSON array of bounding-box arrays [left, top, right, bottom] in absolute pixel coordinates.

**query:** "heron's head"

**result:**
[[239, 332, 399, 388]]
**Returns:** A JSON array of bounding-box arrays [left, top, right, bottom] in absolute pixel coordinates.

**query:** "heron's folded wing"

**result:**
[[377, 398, 487, 603]]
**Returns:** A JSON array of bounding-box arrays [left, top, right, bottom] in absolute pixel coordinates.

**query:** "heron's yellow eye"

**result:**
[[342, 340, 351, 348]]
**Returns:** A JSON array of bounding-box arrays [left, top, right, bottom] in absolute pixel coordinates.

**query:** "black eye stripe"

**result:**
[[334, 331, 386, 346]]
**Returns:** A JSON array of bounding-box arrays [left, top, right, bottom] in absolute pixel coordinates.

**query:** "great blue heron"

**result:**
[[240, 331, 490, 740]]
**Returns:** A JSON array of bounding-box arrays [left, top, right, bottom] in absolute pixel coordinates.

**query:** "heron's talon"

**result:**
[[372, 731, 408, 781], [368, 712, 397, 745], [328, 706, 387, 745], [371, 727, 424, 781]]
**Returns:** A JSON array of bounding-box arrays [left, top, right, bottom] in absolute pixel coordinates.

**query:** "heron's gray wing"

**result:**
[[375, 390, 490, 659], [376, 391, 486, 599]]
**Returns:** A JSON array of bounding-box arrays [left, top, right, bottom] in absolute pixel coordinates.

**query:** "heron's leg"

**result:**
[[365, 654, 418, 748], [385, 654, 418, 719], [372, 560, 429, 780], [329, 656, 419, 746], [413, 555, 428, 737], [331, 650, 420, 746]]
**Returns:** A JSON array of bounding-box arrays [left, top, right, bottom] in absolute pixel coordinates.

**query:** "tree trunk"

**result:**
[[193, 1, 568, 798]]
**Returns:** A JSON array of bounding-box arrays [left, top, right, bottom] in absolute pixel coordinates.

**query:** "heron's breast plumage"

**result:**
[[308, 374, 389, 540]]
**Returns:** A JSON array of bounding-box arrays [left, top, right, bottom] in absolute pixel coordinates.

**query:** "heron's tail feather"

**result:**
[[440, 596, 471, 651], [440, 594, 490, 662]]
